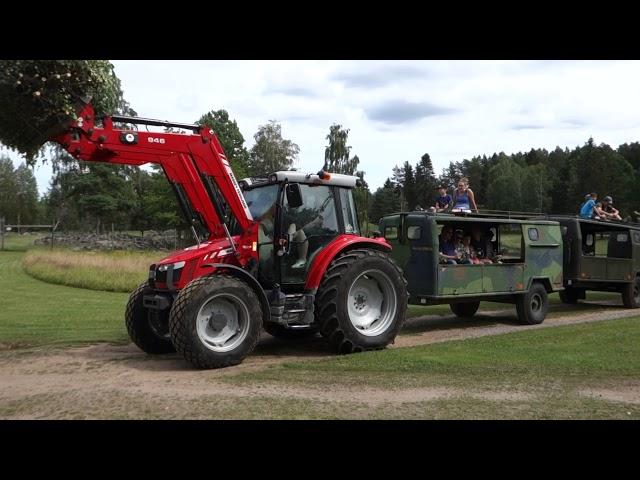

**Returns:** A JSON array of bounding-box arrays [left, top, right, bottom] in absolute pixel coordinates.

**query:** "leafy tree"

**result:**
[[414, 153, 437, 209], [323, 124, 361, 174], [14, 163, 39, 224], [248, 120, 299, 176], [486, 155, 524, 211], [196, 109, 250, 178], [369, 179, 401, 223], [0, 156, 17, 222], [0, 60, 130, 163]]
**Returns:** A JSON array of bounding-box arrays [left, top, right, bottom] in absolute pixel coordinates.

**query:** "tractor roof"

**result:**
[[240, 171, 359, 189]]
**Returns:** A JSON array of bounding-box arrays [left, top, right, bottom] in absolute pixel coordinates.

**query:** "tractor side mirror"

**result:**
[[286, 183, 303, 208]]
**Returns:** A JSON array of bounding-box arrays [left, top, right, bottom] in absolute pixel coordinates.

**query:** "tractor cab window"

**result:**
[[242, 184, 279, 286], [338, 187, 360, 235], [281, 185, 339, 285]]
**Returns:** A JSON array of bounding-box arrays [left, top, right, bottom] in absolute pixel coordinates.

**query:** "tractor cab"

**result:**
[[240, 171, 362, 291]]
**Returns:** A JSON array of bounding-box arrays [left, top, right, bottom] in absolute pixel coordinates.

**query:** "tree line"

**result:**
[[0, 109, 366, 233], [368, 138, 640, 223], [3, 111, 639, 234]]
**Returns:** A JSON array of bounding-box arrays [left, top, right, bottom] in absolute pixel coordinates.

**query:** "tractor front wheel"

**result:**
[[125, 282, 175, 354], [169, 275, 262, 369], [316, 249, 407, 354]]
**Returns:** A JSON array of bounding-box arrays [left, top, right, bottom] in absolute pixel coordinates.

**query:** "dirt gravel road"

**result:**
[[1, 299, 639, 418]]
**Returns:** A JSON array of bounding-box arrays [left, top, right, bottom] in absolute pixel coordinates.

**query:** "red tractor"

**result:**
[[51, 103, 408, 368]]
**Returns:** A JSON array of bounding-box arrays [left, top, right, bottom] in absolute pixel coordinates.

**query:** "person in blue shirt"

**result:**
[[452, 177, 478, 213], [580, 193, 598, 219], [433, 186, 452, 212], [439, 225, 459, 264]]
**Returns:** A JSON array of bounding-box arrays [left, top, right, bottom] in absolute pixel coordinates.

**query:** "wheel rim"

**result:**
[[195, 293, 251, 352], [148, 311, 171, 339], [531, 293, 542, 313], [347, 269, 397, 337]]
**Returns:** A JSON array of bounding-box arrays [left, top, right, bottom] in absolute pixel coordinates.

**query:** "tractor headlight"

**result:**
[[157, 261, 185, 272]]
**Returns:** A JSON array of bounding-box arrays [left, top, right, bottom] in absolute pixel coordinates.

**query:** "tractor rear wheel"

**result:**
[[621, 277, 640, 309], [169, 275, 262, 369], [316, 249, 407, 354], [264, 323, 319, 340], [450, 301, 480, 318], [515, 282, 548, 325], [125, 281, 175, 354]]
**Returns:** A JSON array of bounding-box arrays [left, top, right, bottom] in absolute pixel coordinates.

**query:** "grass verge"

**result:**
[[0, 251, 129, 347], [226, 316, 640, 392], [22, 248, 161, 293]]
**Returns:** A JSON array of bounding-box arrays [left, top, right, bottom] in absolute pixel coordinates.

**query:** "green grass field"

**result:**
[[0, 240, 623, 348], [23, 248, 159, 293], [0, 250, 129, 347], [221, 317, 640, 419]]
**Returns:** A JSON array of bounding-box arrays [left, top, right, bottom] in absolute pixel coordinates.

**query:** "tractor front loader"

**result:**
[[50, 102, 408, 369]]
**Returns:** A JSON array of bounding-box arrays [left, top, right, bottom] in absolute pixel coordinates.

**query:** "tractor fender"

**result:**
[[304, 235, 392, 290], [201, 263, 271, 325]]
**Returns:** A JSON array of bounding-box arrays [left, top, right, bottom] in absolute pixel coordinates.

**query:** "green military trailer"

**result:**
[[547, 216, 640, 308], [378, 212, 564, 324]]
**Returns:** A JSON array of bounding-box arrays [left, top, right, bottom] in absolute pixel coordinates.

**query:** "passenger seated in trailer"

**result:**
[[454, 229, 473, 264], [601, 196, 622, 221], [431, 186, 452, 212], [438, 225, 459, 264], [463, 234, 482, 264], [579, 194, 591, 211], [470, 226, 493, 264], [579, 193, 598, 219]]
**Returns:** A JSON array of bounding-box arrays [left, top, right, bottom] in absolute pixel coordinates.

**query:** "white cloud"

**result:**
[[6, 60, 640, 196]]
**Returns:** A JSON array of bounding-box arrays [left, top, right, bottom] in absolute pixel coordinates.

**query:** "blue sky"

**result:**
[[5, 60, 640, 195]]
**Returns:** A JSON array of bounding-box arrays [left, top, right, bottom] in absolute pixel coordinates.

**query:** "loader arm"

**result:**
[[51, 103, 254, 240]]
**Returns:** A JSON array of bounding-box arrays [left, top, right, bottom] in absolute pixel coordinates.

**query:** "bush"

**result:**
[[0, 60, 124, 161]]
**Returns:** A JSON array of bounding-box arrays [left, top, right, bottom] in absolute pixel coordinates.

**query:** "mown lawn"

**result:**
[[220, 317, 640, 419], [0, 250, 130, 347]]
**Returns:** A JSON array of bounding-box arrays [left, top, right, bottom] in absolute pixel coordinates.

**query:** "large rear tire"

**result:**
[[621, 277, 640, 309], [125, 282, 175, 354], [169, 275, 262, 369], [264, 323, 319, 340], [516, 282, 548, 325], [316, 249, 407, 354], [450, 301, 480, 318]]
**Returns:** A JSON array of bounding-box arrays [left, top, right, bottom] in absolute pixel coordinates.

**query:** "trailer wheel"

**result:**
[[169, 275, 262, 369], [516, 282, 548, 325], [621, 277, 640, 309], [125, 282, 175, 354], [316, 249, 407, 354], [450, 301, 480, 318], [264, 323, 319, 340], [559, 287, 579, 304]]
